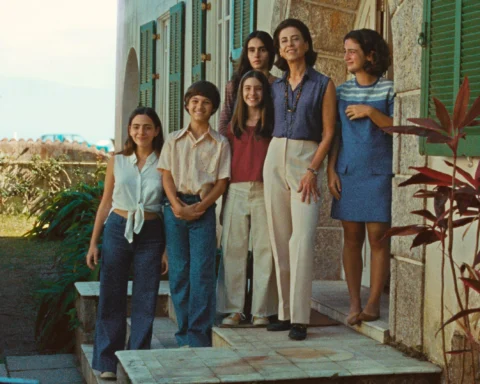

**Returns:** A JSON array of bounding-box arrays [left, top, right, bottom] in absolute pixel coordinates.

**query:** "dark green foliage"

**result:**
[[28, 182, 103, 351]]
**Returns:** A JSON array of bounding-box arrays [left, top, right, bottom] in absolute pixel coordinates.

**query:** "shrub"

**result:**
[[29, 182, 103, 351]]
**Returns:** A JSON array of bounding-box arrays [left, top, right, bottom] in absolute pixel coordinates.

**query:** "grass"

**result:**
[[0, 214, 60, 267]]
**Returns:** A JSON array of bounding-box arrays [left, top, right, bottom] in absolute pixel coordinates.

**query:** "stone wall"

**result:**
[[286, 0, 358, 279], [388, 0, 426, 351]]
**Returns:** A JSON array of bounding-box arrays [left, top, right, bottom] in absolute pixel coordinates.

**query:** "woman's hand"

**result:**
[[86, 245, 100, 270], [161, 252, 168, 275], [345, 104, 372, 120], [327, 169, 341, 200], [172, 198, 205, 221], [297, 171, 320, 204]]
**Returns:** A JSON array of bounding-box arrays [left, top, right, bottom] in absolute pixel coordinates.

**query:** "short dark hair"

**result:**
[[184, 80, 221, 114], [121, 107, 164, 155], [273, 18, 318, 71], [344, 29, 391, 77], [230, 70, 274, 139]]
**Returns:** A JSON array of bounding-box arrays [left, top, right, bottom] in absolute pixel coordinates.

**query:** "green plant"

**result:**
[[29, 182, 103, 351], [382, 77, 480, 383], [0, 153, 106, 215]]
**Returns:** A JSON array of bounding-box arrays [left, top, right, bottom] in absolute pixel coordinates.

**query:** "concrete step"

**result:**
[[126, 317, 179, 349], [0, 363, 7, 377], [80, 345, 124, 384], [81, 318, 179, 384], [5, 354, 83, 384], [311, 280, 390, 343], [74, 281, 172, 361]]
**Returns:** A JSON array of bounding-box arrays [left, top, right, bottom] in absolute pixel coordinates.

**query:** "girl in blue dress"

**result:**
[[328, 29, 394, 326]]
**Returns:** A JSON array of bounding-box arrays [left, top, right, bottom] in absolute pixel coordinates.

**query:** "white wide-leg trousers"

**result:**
[[217, 182, 278, 317], [263, 138, 323, 324]]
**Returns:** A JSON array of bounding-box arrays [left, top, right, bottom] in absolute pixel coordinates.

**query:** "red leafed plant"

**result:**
[[381, 77, 480, 383]]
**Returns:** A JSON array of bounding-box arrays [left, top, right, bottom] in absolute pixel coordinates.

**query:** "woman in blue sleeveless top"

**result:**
[[328, 29, 394, 326], [263, 18, 336, 341]]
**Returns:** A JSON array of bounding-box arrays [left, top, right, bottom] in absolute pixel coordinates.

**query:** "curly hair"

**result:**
[[273, 18, 318, 71], [344, 29, 391, 77]]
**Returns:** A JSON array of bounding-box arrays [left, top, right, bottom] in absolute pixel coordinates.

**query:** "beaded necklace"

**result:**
[[284, 73, 307, 132]]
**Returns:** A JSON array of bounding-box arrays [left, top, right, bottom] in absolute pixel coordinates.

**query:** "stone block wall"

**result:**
[[286, 0, 359, 279], [388, 0, 426, 351]]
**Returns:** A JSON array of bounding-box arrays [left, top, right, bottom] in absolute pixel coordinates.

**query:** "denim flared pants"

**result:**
[[92, 212, 165, 373], [164, 195, 217, 347]]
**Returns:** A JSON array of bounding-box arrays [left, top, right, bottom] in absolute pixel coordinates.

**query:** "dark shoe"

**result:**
[[288, 324, 307, 340], [266, 319, 291, 331]]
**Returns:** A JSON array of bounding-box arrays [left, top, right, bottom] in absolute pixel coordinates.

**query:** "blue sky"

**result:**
[[0, 0, 117, 144]]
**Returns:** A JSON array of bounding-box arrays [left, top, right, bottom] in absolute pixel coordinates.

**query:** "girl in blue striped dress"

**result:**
[[328, 29, 394, 326]]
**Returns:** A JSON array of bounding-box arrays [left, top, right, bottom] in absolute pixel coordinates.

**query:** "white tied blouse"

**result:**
[[111, 152, 163, 243]]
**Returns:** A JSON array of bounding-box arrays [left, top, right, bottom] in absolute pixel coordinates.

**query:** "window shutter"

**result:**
[[420, 0, 480, 156], [192, 0, 207, 83], [139, 21, 156, 108], [169, 2, 185, 133], [229, 0, 256, 73]]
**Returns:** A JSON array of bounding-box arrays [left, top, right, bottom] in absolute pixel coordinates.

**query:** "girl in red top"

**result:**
[[217, 70, 278, 326]]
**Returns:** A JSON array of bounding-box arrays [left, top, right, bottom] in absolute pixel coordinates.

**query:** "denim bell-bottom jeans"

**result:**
[[92, 212, 165, 373], [163, 194, 217, 347]]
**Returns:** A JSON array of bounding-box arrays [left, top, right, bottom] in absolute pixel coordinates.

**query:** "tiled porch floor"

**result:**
[[115, 319, 440, 383]]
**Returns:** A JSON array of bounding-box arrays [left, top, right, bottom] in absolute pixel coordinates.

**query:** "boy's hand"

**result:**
[[172, 198, 205, 221]]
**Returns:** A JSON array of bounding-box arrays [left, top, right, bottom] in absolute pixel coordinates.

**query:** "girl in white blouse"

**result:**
[[86, 107, 167, 380]]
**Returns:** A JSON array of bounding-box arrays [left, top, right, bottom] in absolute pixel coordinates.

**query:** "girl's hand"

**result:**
[[161, 252, 168, 275], [345, 105, 372, 120], [86, 245, 100, 270], [297, 171, 320, 204], [327, 170, 341, 200], [172, 199, 205, 221]]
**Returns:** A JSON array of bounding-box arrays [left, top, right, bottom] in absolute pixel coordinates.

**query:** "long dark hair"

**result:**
[[230, 70, 273, 140], [121, 107, 164, 156], [273, 18, 318, 71], [344, 29, 391, 77], [231, 31, 275, 97]]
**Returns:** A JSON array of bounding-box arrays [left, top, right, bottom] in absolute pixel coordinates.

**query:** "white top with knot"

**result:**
[[111, 152, 163, 243]]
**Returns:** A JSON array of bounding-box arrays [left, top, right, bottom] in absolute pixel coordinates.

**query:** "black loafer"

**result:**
[[288, 324, 307, 340], [266, 319, 291, 331]]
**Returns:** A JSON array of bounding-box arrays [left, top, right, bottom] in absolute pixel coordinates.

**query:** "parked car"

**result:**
[[40, 134, 112, 152]]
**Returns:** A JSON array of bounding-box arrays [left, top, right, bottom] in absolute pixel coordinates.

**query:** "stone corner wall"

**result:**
[[388, 0, 427, 354]]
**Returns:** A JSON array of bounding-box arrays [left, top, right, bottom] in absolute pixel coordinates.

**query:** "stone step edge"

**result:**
[[310, 297, 389, 344], [81, 344, 127, 384]]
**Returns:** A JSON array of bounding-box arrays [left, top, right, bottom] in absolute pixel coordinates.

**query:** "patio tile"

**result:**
[[217, 372, 264, 382]]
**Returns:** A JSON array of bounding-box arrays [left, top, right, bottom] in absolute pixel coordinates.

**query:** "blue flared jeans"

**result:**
[[92, 212, 165, 373], [163, 194, 217, 347]]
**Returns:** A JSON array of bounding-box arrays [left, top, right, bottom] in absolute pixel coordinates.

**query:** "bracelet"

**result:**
[[307, 167, 318, 176]]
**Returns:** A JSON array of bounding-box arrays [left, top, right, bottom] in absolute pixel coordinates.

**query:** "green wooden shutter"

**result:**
[[229, 0, 256, 73], [192, 0, 207, 83], [420, 0, 480, 156], [139, 21, 156, 108], [169, 2, 185, 133]]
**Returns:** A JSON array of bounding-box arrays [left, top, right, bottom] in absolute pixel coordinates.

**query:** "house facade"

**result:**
[[114, 0, 480, 374]]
